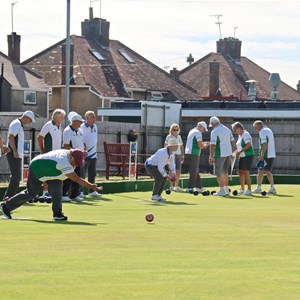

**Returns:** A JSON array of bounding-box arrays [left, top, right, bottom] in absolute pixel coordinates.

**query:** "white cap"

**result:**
[[71, 113, 84, 122], [167, 138, 181, 147], [209, 116, 220, 127], [22, 110, 35, 123], [197, 121, 208, 131]]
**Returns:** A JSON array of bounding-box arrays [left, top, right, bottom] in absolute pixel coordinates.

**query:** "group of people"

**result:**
[[146, 116, 276, 200], [0, 110, 102, 221]]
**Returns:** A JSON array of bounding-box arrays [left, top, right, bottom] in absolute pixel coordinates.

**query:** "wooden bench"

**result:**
[[103, 142, 149, 180]]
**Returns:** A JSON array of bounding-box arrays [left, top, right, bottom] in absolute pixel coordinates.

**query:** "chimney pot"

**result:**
[[217, 37, 241, 61]]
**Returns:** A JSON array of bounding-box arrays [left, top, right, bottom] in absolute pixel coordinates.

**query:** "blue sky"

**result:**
[[0, 0, 300, 88]]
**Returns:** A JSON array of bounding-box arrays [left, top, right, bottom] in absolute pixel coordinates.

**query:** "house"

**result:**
[[0, 33, 49, 117], [23, 7, 200, 118], [178, 37, 300, 101]]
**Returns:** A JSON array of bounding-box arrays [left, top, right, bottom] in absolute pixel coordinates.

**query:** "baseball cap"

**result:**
[[22, 110, 36, 123], [70, 149, 85, 167], [197, 121, 208, 131], [167, 138, 182, 147], [71, 113, 84, 122], [209, 116, 220, 127]]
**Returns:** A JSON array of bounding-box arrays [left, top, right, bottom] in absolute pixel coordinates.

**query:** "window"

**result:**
[[89, 49, 105, 61], [151, 91, 163, 101], [24, 91, 37, 105], [119, 49, 135, 64]]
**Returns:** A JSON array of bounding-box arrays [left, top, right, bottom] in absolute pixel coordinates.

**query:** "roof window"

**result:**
[[119, 49, 135, 63], [89, 49, 105, 61]]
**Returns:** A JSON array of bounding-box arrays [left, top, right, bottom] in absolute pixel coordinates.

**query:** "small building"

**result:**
[[0, 33, 49, 117], [23, 7, 200, 117]]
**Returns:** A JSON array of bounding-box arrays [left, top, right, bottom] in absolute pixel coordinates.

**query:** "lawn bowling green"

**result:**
[[0, 184, 299, 300]]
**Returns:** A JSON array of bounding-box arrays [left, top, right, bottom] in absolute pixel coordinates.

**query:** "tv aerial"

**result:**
[[209, 14, 223, 39]]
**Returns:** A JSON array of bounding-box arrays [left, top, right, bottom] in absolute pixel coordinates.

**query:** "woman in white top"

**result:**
[[164, 123, 184, 192]]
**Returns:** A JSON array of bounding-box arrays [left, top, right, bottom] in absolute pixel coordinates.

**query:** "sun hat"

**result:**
[[71, 113, 84, 122], [70, 149, 85, 167], [197, 121, 208, 131], [22, 110, 36, 123]]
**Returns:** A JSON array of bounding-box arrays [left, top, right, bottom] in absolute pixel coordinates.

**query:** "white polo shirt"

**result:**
[[165, 134, 183, 155], [259, 127, 276, 158], [236, 130, 254, 158], [30, 149, 74, 182], [145, 147, 176, 177], [80, 122, 98, 159], [210, 124, 234, 157], [63, 125, 84, 150], [39, 120, 63, 152], [185, 128, 203, 156], [7, 119, 24, 158]]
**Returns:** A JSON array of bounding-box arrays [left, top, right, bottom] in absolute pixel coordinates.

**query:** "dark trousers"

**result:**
[[185, 154, 202, 189], [4, 167, 63, 215], [84, 158, 97, 193], [63, 166, 84, 198], [4, 152, 22, 199], [146, 165, 167, 196]]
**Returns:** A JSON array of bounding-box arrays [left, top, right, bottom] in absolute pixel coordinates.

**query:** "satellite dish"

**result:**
[[68, 111, 77, 122]]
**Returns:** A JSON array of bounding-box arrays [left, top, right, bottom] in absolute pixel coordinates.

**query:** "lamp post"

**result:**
[[65, 0, 71, 124]]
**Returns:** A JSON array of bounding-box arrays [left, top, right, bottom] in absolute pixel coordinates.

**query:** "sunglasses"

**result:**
[[172, 129, 179, 131]]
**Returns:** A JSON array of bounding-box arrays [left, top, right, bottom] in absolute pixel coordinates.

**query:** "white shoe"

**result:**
[[213, 190, 227, 197], [151, 195, 161, 201], [71, 196, 84, 202], [79, 192, 86, 198], [89, 191, 102, 198], [238, 189, 245, 194], [174, 186, 184, 192], [170, 186, 176, 191], [158, 195, 167, 202], [252, 187, 262, 194], [267, 187, 277, 194], [62, 196, 71, 202], [224, 187, 230, 195], [244, 190, 252, 196]]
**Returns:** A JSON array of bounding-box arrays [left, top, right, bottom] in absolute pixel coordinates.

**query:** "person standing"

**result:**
[[3, 111, 35, 200], [185, 122, 210, 193], [80, 111, 101, 198], [252, 120, 276, 194], [37, 109, 66, 200], [145, 138, 179, 201], [62, 113, 85, 201], [164, 123, 184, 192], [0, 149, 103, 221], [231, 122, 254, 196], [209, 116, 235, 197]]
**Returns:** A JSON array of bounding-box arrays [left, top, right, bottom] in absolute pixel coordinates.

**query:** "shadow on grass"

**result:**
[[148, 200, 197, 206], [32, 219, 104, 226], [272, 194, 294, 198]]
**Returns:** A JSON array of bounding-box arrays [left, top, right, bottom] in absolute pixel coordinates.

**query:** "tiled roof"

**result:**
[[23, 35, 200, 100], [0, 51, 47, 90], [180, 52, 300, 100]]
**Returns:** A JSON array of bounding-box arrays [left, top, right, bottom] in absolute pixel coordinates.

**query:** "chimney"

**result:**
[[170, 68, 180, 80], [217, 37, 241, 61], [297, 80, 300, 93], [81, 7, 110, 48], [209, 61, 220, 97], [7, 32, 21, 63], [61, 43, 74, 85]]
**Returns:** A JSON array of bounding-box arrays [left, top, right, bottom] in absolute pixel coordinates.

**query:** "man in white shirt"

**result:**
[[185, 122, 209, 193], [1, 149, 103, 221], [80, 111, 101, 198], [62, 113, 85, 201], [252, 120, 277, 194], [145, 138, 179, 201], [3, 111, 35, 200], [209, 116, 235, 196], [37, 109, 65, 200]]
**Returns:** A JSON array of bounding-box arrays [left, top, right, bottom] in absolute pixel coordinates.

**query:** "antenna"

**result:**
[[11, 1, 18, 33], [234, 26, 239, 38], [209, 14, 223, 39]]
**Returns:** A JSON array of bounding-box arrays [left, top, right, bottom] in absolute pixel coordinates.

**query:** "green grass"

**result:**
[[1, 185, 300, 300]]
